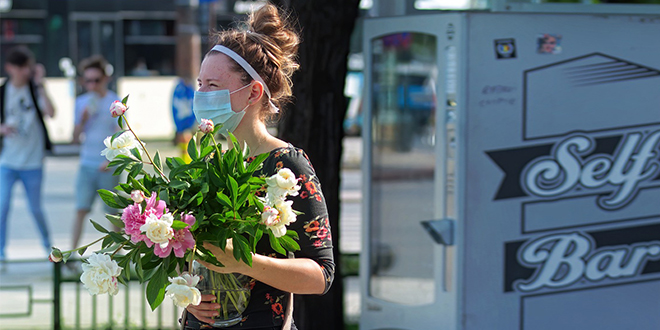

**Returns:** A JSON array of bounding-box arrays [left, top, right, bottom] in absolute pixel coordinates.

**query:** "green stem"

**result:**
[[110, 240, 129, 258], [62, 234, 109, 255], [209, 134, 223, 165], [121, 114, 170, 183]]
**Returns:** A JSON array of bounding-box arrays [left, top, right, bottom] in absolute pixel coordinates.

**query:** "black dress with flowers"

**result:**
[[186, 144, 335, 329]]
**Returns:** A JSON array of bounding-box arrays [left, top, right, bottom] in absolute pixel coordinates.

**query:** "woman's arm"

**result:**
[[199, 240, 327, 295]]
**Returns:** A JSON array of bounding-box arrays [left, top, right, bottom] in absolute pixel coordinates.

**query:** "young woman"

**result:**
[[184, 4, 335, 330]]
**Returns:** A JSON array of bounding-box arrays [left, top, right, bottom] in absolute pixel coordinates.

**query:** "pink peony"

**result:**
[[109, 100, 127, 117], [121, 192, 168, 245], [153, 213, 196, 258]]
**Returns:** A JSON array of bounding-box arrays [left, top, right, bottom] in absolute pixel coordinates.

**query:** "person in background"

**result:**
[[70, 55, 120, 250], [172, 76, 197, 163], [0, 45, 55, 261]]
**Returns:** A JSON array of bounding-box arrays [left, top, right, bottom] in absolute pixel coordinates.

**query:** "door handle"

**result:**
[[421, 219, 454, 245]]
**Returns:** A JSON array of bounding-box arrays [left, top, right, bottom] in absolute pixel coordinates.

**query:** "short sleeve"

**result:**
[[74, 94, 87, 125], [263, 147, 335, 294]]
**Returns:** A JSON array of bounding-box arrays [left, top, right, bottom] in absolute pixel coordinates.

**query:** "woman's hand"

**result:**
[[186, 294, 221, 325], [199, 240, 250, 274]]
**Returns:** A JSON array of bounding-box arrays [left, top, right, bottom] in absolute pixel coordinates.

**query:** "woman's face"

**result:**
[[197, 53, 250, 113]]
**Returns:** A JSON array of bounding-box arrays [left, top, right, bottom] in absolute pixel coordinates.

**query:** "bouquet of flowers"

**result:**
[[49, 96, 302, 313]]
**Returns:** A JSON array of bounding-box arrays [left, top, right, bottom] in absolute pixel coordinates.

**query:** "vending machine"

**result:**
[[360, 5, 660, 330]]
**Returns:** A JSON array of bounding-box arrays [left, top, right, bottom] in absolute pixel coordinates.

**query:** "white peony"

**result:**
[[140, 213, 174, 248], [80, 253, 123, 296], [100, 132, 144, 161], [265, 200, 296, 238], [261, 206, 280, 226], [274, 199, 296, 227], [198, 118, 214, 134], [165, 273, 202, 308], [109, 100, 128, 117], [130, 190, 146, 203], [265, 168, 300, 202]]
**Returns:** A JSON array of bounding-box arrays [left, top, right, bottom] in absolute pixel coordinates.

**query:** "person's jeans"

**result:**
[[0, 166, 52, 258]]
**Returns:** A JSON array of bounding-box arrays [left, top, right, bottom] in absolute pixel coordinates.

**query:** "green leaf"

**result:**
[[253, 228, 264, 252], [90, 220, 109, 234], [186, 191, 204, 207], [98, 189, 126, 209], [246, 152, 269, 173], [236, 186, 250, 208], [232, 234, 252, 266], [216, 192, 232, 209], [130, 147, 143, 161], [128, 162, 143, 179], [187, 135, 198, 161], [200, 145, 215, 159], [129, 177, 148, 193], [171, 220, 190, 230], [279, 234, 301, 252], [102, 236, 113, 249], [268, 230, 286, 256], [169, 180, 190, 190], [110, 131, 125, 145], [108, 231, 127, 244], [121, 94, 129, 105], [136, 260, 145, 283], [227, 176, 238, 207], [153, 151, 162, 170], [286, 229, 299, 240], [166, 157, 185, 171], [117, 116, 124, 129], [146, 266, 168, 311], [159, 189, 170, 205]]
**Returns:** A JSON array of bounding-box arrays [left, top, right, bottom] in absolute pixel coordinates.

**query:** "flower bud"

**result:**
[[131, 190, 146, 203], [109, 100, 127, 117], [198, 119, 214, 134], [49, 248, 63, 263]]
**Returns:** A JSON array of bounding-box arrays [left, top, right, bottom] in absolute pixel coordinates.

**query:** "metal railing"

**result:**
[[1, 254, 361, 330], [0, 259, 182, 330]]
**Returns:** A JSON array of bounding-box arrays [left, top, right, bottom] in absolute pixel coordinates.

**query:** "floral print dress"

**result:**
[[186, 144, 335, 329]]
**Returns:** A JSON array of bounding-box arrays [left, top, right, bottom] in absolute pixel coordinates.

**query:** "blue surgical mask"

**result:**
[[192, 84, 250, 135]]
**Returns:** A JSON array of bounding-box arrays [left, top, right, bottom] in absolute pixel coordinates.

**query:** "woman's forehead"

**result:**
[[199, 53, 242, 83]]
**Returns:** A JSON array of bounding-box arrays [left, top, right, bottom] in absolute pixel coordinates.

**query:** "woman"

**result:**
[[185, 4, 335, 330]]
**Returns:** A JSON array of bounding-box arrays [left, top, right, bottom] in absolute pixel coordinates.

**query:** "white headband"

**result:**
[[211, 45, 279, 113]]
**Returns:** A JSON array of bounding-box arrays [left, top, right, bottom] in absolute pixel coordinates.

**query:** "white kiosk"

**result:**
[[360, 1, 660, 329]]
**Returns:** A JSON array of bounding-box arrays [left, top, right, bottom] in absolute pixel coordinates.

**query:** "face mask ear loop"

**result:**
[[229, 82, 252, 95]]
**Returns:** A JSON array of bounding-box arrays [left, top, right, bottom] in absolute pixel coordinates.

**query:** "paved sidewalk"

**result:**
[[0, 137, 363, 329]]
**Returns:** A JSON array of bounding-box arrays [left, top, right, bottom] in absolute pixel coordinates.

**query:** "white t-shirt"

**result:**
[[0, 83, 46, 169], [75, 91, 120, 168]]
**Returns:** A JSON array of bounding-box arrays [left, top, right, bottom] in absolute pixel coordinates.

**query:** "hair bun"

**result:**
[[247, 4, 299, 75]]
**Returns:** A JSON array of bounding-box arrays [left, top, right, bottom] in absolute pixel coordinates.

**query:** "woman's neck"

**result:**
[[232, 121, 272, 156]]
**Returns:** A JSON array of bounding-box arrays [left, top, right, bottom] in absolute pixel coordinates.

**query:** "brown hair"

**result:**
[[78, 55, 110, 77], [209, 3, 300, 121], [5, 45, 34, 67]]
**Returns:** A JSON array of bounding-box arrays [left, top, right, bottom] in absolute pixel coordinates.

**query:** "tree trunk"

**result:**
[[275, 1, 360, 330]]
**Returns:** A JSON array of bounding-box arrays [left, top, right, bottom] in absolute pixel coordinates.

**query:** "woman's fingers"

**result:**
[[200, 294, 217, 302], [186, 299, 222, 325]]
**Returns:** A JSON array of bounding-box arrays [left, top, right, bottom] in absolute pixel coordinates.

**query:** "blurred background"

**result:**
[[2, 0, 660, 330]]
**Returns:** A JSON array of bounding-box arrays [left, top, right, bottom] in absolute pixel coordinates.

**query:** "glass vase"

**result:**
[[192, 260, 252, 327]]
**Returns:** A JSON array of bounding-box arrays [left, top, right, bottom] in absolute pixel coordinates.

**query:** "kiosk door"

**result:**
[[361, 14, 461, 330]]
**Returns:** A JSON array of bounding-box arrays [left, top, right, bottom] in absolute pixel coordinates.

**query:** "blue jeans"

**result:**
[[0, 166, 52, 258]]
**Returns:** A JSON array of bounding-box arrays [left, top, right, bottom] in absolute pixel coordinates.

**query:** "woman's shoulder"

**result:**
[[263, 143, 316, 176]]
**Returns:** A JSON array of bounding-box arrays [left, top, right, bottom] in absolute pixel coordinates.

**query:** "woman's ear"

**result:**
[[247, 81, 265, 106]]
